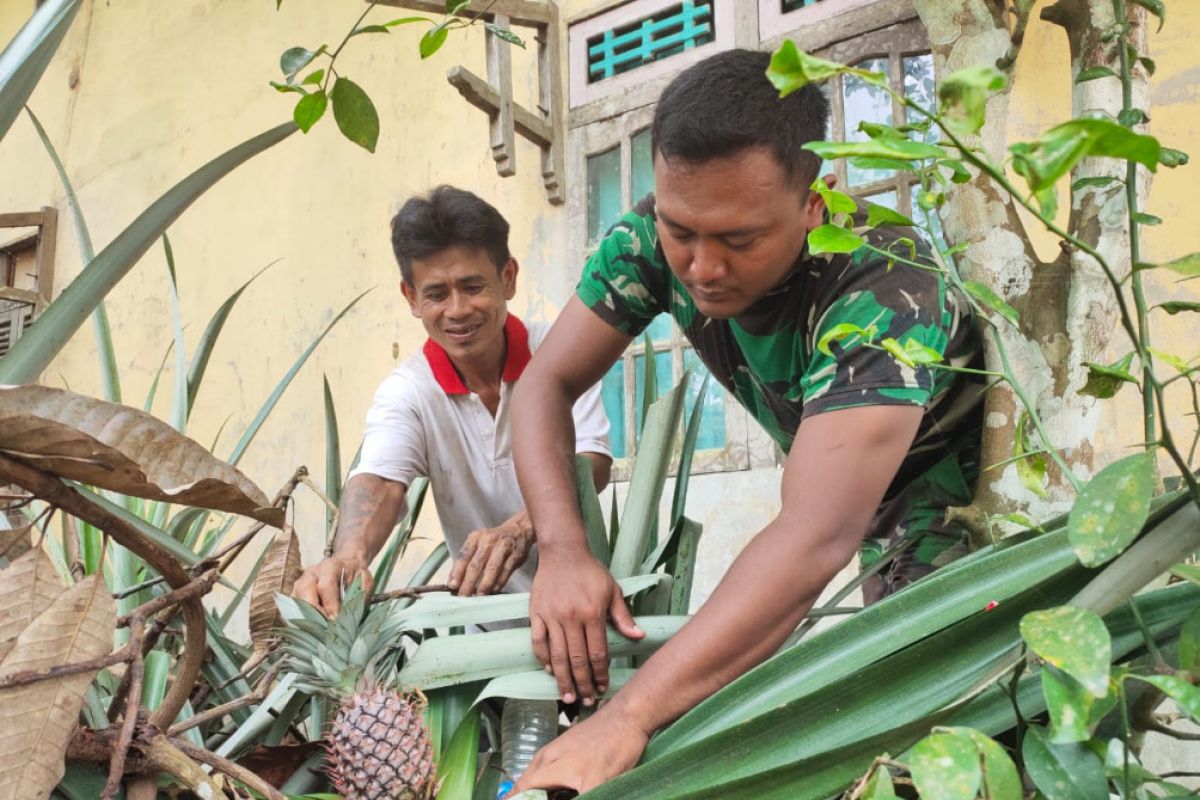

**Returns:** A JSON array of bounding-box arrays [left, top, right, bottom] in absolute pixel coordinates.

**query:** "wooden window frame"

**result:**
[[0, 207, 57, 358]]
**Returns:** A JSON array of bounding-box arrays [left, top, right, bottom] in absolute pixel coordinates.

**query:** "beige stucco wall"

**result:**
[[2, 0, 1198, 631]]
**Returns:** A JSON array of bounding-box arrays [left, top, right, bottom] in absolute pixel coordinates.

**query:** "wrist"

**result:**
[[599, 696, 657, 739], [537, 536, 592, 564]]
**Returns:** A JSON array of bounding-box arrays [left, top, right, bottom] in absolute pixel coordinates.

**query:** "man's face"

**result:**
[[401, 245, 517, 365], [653, 146, 826, 319]]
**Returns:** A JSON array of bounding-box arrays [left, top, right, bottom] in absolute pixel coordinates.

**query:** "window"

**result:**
[[0, 209, 57, 359]]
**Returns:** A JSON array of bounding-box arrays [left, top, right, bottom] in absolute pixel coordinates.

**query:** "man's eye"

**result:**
[[669, 229, 694, 242], [426, 292, 447, 302], [725, 238, 756, 250]]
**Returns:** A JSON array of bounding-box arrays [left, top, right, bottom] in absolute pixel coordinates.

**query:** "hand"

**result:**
[[530, 549, 643, 706], [509, 708, 650, 796], [292, 555, 372, 617], [448, 519, 535, 596]]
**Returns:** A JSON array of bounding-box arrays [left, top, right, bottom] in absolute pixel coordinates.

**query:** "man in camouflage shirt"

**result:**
[[508, 49, 984, 794]]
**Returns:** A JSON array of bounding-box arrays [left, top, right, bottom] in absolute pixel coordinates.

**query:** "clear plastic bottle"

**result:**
[[500, 698, 558, 784]]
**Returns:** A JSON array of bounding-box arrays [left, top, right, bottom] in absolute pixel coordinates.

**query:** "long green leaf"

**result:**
[[0, 121, 297, 384], [669, 372, 709, 526], [24, 105, 122, 403], [163, 234, 188, 433], [475, 668, 637, 704], [398, 616, 687, 691], [428, 681, 480, 760], [226, 288, 369, 465], [69, 483, 199, 566], [646, 527, 1080, 757], [610, 382, 687, 579], [186, 260, 279, 417], [142, 339, 174, 413], [435, 707, 480, 800], [667, 517, 702, 615], [576, 454, 610, 566], [390, 574, 667, 631], [323, 374, 342, 530], [0, 0, 80, 140], [373, 476, 429, 590]]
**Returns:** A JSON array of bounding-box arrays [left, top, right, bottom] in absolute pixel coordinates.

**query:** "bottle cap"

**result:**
[[497, 779, 514, 799]]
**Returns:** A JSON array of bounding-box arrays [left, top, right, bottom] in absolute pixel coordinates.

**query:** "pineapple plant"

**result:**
[[276, 585, 436, 800]]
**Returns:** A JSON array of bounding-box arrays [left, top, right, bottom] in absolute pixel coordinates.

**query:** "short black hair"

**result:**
[[651, 48, 830, 188], [390, 186, 512, 284]]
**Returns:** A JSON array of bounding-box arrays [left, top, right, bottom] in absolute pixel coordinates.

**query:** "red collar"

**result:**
[[422, 314, 531, 395]]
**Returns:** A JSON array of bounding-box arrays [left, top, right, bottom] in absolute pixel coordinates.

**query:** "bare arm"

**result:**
[[293, 472, 407, 616], [512, 297, 635, 704], [513, 403, 924, 794]]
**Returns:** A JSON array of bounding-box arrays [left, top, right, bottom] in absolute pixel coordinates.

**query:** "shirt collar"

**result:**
[[422, 314, 531, 395]]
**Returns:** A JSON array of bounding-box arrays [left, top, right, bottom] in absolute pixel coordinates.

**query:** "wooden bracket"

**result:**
[[374, 0, 565, 205]]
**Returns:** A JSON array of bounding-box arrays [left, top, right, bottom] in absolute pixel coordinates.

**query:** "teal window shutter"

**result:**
[[586, 0, 715, 84]]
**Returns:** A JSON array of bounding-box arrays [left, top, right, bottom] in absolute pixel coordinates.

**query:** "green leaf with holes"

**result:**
[[807, 224, 864, 255], [1022, 724, 1108, 800], [816, 323, 871, 357], [865, 203, 914, 228], [293, 90, 327, 133], [330, 77, 379, 152], [1021, 606, 1111, 697], [1129, 675, 1200, 722], [937, 65, 1006, 135], [962, 281, 1018, 327], [1078, 352, 1137, 399], [1067, 452, 1155, 567], [810, 178, 857, 215]]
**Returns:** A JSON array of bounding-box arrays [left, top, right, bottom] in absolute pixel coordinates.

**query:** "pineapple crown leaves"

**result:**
[[274, 584, 411, 699]]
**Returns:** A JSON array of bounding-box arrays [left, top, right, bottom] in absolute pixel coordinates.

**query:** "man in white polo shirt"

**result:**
[[294, 186, 613, 616]]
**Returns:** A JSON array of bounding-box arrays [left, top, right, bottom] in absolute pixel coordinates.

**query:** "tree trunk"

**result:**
[[912, 0, 1151, 532]]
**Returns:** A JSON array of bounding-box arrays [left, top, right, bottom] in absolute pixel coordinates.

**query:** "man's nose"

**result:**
[[690, 239, 727, 284], [446, 290, 471, 317]]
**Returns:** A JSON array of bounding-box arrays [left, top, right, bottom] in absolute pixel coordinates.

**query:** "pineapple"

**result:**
[[276, 586, 436, 800]]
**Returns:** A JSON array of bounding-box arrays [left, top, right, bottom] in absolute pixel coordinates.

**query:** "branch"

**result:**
[[368, 583, 455, 604], [102, 618, 144, 800], [170, 735, 288, 800], [996, 0, 1037, 70], [167, 663, 282, 737], [1145, 720, 1200, 741], [68, 728, 228, 798]]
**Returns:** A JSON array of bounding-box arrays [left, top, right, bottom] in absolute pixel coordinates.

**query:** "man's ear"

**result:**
[[400, 280, 420, 318], [802, 172, 839, 228], [501, 257, 519, 301]]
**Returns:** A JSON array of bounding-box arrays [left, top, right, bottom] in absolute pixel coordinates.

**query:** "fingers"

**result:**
[[292, 571, 320, 609], [584, 618, 611, 699], [356, 568, 374, 596], [609, 590, 644, 640], [448, 533, 477, 593], [564, 622, 596, 705], [530, 615, 551, 671], [547, 622, 577, 704], [473, 540, 513, 595]]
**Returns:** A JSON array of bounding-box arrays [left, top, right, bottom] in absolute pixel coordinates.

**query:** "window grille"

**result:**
[[586, 0, 714, 84], [780, 0, 828, 14]]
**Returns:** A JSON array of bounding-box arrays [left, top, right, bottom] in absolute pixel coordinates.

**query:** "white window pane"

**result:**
[[843, 57, 892, 187]]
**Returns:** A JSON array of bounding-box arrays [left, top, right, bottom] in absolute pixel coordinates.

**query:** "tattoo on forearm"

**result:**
[[332, 480, 390, 553]]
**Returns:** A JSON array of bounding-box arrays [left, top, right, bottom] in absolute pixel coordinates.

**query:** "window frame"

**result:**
[[0, 208, 58, 359]]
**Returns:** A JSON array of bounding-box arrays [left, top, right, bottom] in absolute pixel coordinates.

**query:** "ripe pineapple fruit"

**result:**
[[276, 586, 436, 800]]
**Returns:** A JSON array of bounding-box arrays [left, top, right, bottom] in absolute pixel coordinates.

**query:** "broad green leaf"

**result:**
[[939, 158, 972, 184], [810, 178, 857, 215], [1157, 301, 1200, 315], [1075, 66, 1117, 83], [1010, 118, 1160, 195], [0, 0, 81, 141], [907, 730, 981, 800], [963, 728, 1021, 800], [1141, 252, 1200, 278], [330, 77, 379, 152], [0, 122, 297, 385], [474, 669, 636, 704], [766, 41, 884, 97], [293, 90, 327, 133], [1071, 175, 1119, 191], [1160, 147, 1189, 167], [420, 26, 450, 59], [817, 323, 868, 357], [1118, 107, 1147, 127], [879, 337, 941, 368], [1021, 606, 1111, 697], [435, 708, 480, 800], [1129, 674, 1200, 722], [1013, 411, 1048, 499], [1067, 452, 1155, 566], [484, 23, 525, 47], [1132, 211, 1161, 226], [301, 68, 324, 86], [807, 224, 864, 255], [851, 156, 917, 173], [1179, 607, 1200, 671], [1147, 347, 1193, 375], [861, 765, 900, 800], [1022, 724, 1108, 800], [1078, 352, 1137, 399], [280, 45, 325, 79], [865, 203, 914, 228], [1041, 665, 1093, 742], [1130, 0, 1164, 31], [937, 65, 1005, 135], [804, 139, 946, 162], [962, 280, 1019, 327], [227, 289, 369, 466]]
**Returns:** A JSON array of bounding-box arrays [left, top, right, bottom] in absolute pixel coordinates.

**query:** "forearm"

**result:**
[[606, 517, 856, 734], [512, 374, 590, 557], [329, 473, 408, 566]]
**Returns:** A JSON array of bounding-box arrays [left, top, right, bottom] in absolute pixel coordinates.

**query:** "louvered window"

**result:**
[[586, 0, 714, 84], [0, 209, 57, 359]]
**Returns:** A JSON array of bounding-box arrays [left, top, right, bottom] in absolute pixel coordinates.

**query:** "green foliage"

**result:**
[[1067, 453, 1155, 567], [807, 223, 865, 255], [0, 0, 81, 141], [1010, 118, 1160, 195], [1078, 352, 1137, 399], [1021, 606, 1112, 697], [331, 77, 380, 152], [1022, 724, 1109, 800], [936, 65, 1005, 135]]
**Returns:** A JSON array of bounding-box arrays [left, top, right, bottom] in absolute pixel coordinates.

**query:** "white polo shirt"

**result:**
[[350, 314, 611, 593]]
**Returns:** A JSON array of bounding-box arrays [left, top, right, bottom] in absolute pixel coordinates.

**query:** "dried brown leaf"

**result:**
[[0, 548, 65, 663], [248, 526, 302, 653], [0, 574, 116, 800], [0, 385, 282, 527], [0, 523, 34, 566]]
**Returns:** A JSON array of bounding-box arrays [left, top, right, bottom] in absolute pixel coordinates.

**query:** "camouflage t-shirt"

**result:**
[[577, 195, 985, 500]]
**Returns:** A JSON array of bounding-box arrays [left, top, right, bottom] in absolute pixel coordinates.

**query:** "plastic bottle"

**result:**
[[499, 698, 558, 785]]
